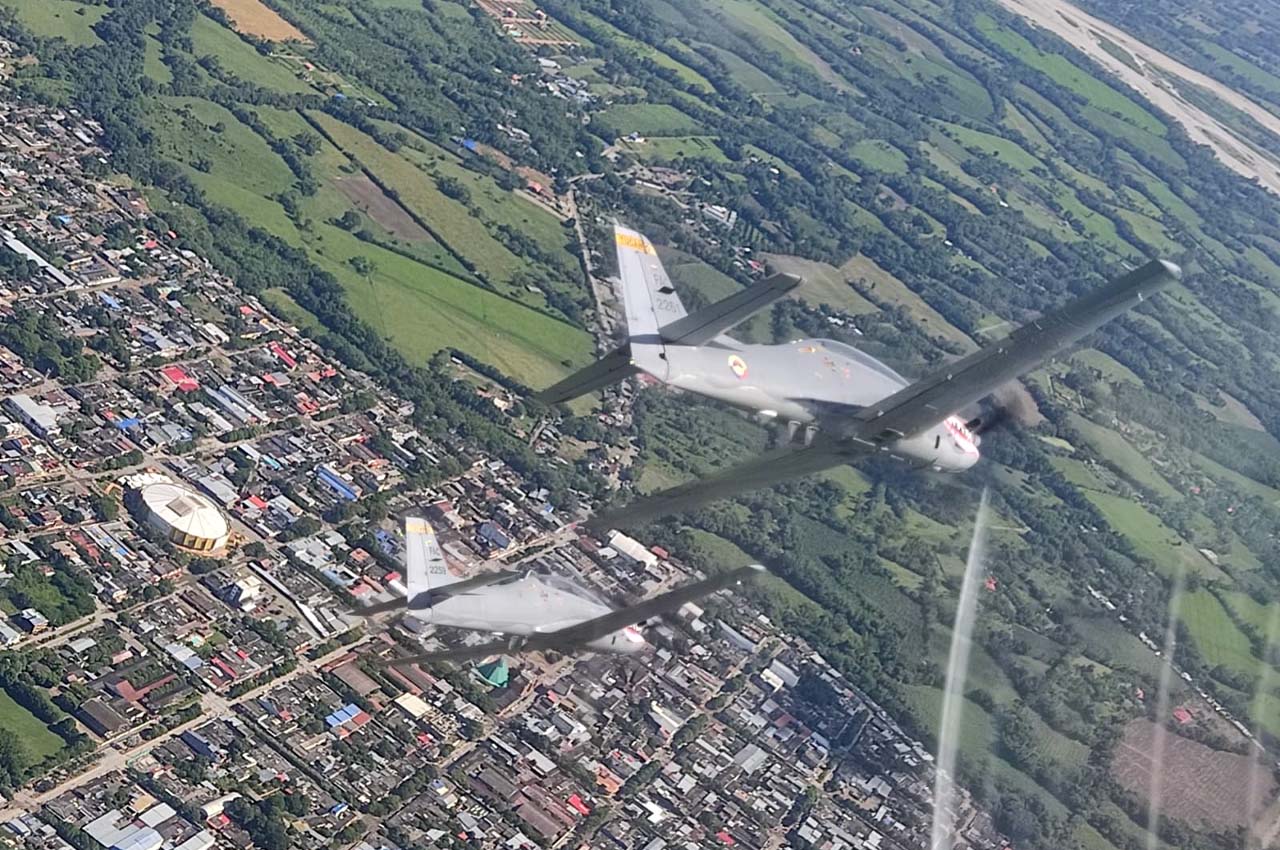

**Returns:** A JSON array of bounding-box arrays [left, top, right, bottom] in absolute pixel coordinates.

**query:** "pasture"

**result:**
[[0, 0, 106, 44], [1084, 490, 1215, 579], [1180, 589, 1261, 681], [0, 689, 63, 763]]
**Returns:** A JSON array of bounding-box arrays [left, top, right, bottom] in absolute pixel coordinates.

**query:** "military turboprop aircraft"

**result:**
[[359, 516, 764, 665], [537, 225, 1180, 527]]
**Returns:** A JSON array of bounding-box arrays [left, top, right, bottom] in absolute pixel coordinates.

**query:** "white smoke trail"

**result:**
[[1146, 570, 1185, 850], [930, 488, 991, 850]]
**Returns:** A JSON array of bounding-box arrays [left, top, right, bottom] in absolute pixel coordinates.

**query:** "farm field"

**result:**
[[1112, 719, 1270, 829], [1083, 490, 1216, 579], [208, 0, 309, 40]]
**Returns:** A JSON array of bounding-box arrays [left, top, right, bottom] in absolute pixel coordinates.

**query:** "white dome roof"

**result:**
[[139, 482, 229, 543]]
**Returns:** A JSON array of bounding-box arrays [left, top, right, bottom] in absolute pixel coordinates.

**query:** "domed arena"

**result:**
[[125, 473, 230, 553]]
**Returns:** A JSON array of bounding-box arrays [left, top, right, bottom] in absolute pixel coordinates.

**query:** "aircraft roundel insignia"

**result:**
[[728, 354, 748, 379]]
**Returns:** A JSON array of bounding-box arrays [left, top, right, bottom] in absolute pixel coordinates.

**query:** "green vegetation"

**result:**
[[594, 103, 705, 137], [0, 690, 63, 763], [1180, 589, 1258, 679], [1083, 491, 1209, 578], [0, 0, 106, 45], [188, 15, 313, 94]]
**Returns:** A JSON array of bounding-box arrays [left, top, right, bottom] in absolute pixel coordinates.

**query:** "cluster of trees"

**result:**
[[0, 245, 36, 281], [0, 309, 99, 382], [0, 563, 95, 626], [226, 797, 291, 850]]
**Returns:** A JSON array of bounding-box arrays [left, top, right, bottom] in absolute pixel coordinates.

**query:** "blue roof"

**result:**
[[100, 293, 123, 310], [116, 417, 141, 430], [317, 467, 358, 501], [325, 713, 343, 728], [462, 139, 478, 151]]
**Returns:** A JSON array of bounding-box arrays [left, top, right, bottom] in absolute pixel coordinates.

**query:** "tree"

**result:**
[[91, 493, 119, 521]]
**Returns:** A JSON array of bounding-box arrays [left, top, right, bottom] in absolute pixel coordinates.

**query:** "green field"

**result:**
[[1181, 589, 1262, 680], [624, 135, 728, 163], [849, 139, 909, 174], [0, 0, 106, 44], [380, 122, 579, 275], [973, 13, 1164, 135], [1084, 490, 1215, 578], [188, 15, 314, 94], [1067, 414, 1179, 498], [148, 97, 297, 198], [1217, 589, 1280, 635], [594, 103, 706, 137], [312, 113, 530, 287], [1068, 614, 1165, 678], [142, 87, 592, 387], [0, 689, 63, 763]]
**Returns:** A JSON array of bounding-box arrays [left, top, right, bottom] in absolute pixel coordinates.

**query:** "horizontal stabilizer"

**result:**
[[535, 346, 638, 405], [658, 273, 801, 346]]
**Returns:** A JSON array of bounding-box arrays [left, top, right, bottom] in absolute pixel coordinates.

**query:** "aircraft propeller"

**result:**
[[962, 383, 1040, 441]]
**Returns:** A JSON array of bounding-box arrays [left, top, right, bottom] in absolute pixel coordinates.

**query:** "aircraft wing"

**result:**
[[377, 639, 523, 667], [541, 563, 765, 646], [846, 259, 1181, 442], [595, 258, 1180, 528], [591, 439, 851, 529]]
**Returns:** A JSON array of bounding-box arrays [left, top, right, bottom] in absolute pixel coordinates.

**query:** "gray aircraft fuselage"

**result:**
[[645, 337, 981, 472], [406, 572, 647, 654]]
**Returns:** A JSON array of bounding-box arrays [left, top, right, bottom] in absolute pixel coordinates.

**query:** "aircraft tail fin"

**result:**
[[405, 515, 457, 597], [535, 227, 803, 405], [615, 223, 687, 337]]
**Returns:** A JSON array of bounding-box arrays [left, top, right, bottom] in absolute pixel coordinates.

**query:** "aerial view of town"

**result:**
[[0, 0, 1279, 847]]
